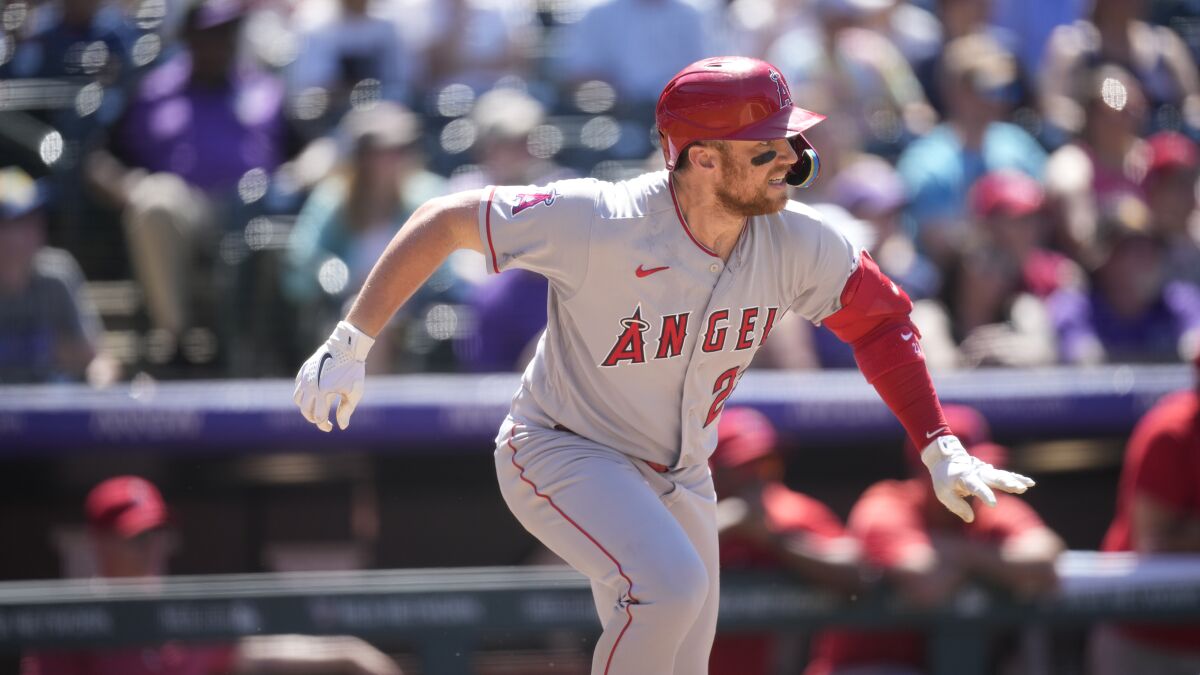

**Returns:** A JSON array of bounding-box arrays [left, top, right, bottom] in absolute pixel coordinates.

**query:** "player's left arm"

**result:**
[[823, 251, 1035, 522]]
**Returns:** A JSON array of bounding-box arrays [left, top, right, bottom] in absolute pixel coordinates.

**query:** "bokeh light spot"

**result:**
[[318, 258, 350, 295], [440, 118, 477, 154], [39, 131, 63, 166], [436, 83, 474, 118], [1101, 77, 1128, 112]]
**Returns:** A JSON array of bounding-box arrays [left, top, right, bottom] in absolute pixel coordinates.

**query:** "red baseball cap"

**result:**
[[970, 170, 1044, 219], [85, 476, 169, 538], [712, 407, 778, 469], [1145, 131, 1199, 181]]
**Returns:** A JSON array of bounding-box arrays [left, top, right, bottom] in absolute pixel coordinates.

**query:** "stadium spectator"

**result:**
[[943, 170, 1077, 368], [709, 407, 863, 675], [85, 0, 288, 347], [896, 33, 1046, 266], [0, 0, 155, 270], [447, 87, 576, 191], [450, 88, 579, 372], [1040, 0, 1200, 141], [1094, 351, 1200, 675], [20, 475, 402, 675], [913, 0, 1022, 116], [764, 0, 937, 159], [385, 0, 532, 93], [284, 102, 449, 373], [1141, 131, 1200, 287], [721, 0, 813, 61], [289, 0, 413, 135], [989, 0, 1085, 78], [828, 154, 941, 303], [559, 0, 712, 109], [1044, 65, 1150, 266], [0, 0, 139, 83], [0, 167, 117, 386], [1048, 195, 1200, 365], [805, 405, 1064, 675]]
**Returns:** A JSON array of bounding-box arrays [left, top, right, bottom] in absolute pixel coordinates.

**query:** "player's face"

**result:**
[[712, 139, 797, 217], [94, 529, 170, 578]]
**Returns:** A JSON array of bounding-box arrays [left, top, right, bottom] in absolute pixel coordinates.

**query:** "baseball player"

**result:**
[[293, 56, 1036, 674]]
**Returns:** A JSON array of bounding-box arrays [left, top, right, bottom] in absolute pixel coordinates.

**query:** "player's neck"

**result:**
[[670, 173, 747, 261]]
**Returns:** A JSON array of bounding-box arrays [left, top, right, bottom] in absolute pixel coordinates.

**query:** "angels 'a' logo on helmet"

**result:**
[[768, 69, 792, 109]]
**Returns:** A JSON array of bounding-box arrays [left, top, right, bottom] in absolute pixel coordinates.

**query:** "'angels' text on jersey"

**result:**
[[600, 305, 780, 367]]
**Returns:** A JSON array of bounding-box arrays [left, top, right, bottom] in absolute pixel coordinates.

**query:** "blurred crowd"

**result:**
[[2, 0, 1200, 385]]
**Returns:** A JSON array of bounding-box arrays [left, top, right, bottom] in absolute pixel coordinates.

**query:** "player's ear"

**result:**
[[690, 143, 719, 171]]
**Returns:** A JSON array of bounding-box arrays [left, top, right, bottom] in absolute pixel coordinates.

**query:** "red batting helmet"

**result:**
[[656, 56, 825, 187]]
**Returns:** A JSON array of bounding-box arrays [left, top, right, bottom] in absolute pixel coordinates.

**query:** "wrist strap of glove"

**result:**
[[921, 435, 966, 472], [333, 321, 375, 362]]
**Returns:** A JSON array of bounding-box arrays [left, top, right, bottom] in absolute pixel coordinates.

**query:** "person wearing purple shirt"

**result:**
[[1049, 196, 1200, 365], [118, 49, 284, 194], [454, 268, 549, 372], [87, 0, 286, 346]]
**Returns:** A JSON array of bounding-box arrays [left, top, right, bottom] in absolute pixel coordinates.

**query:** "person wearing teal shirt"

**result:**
[[897, 33, 1046, 265], [284, 103, 452, 372]]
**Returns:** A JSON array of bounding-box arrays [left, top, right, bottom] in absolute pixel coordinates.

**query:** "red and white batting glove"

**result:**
[[921, 435, 1035, 523], [293, 321, 374, 432]]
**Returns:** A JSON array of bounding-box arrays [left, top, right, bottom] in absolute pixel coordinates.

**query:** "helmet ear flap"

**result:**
[[784, 135, 820, 188]]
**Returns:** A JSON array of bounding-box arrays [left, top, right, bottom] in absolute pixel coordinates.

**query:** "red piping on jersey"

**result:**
[[485, 186, 500, 273], [668, 177, 719, 258], [507, 427, 637, 675]]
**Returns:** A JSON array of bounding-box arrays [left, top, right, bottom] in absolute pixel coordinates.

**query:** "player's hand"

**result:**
[[293, 321, 374, 432], [921, 435, 1035, 523]]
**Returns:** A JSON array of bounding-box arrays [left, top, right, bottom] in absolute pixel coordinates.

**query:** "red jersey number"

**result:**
[[704, 367, 741, 427]]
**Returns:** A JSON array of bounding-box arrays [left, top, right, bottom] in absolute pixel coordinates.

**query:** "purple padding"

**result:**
[[0, 366, 1191, 456]]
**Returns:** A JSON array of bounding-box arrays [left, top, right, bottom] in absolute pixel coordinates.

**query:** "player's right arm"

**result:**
[[293, 190, 484, 432]]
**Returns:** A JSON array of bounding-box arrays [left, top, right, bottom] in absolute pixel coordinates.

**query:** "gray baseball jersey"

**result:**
[[478, 170, 861, 468]]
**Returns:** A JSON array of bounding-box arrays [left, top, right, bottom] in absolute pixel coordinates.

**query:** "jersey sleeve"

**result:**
[[478, 178, 600, 294], [1132, 427, 1193, 512], [781, 203, 862, 324]]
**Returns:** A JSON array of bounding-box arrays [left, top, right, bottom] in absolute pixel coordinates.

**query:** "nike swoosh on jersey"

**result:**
[[317, 352, 333, 387], [635, 264, 670, 278], [901, 330, 914, 341]]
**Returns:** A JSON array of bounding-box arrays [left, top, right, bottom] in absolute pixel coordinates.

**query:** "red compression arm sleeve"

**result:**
[[823, 252, 950, 449]]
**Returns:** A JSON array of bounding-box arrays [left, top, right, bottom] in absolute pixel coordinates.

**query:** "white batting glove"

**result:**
[[921, 435, 1036, 523], [293, 321, 374, 432]]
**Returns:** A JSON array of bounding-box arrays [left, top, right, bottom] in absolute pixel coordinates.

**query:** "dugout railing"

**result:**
[[0, 552, 1199, 675]]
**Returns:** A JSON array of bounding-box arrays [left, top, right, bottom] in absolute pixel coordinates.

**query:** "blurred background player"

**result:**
[[1094, 352, 1200, 675], [21, 475, 402, 675], [805, 405, 1064, 675], [709, 407, 864, 675]]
